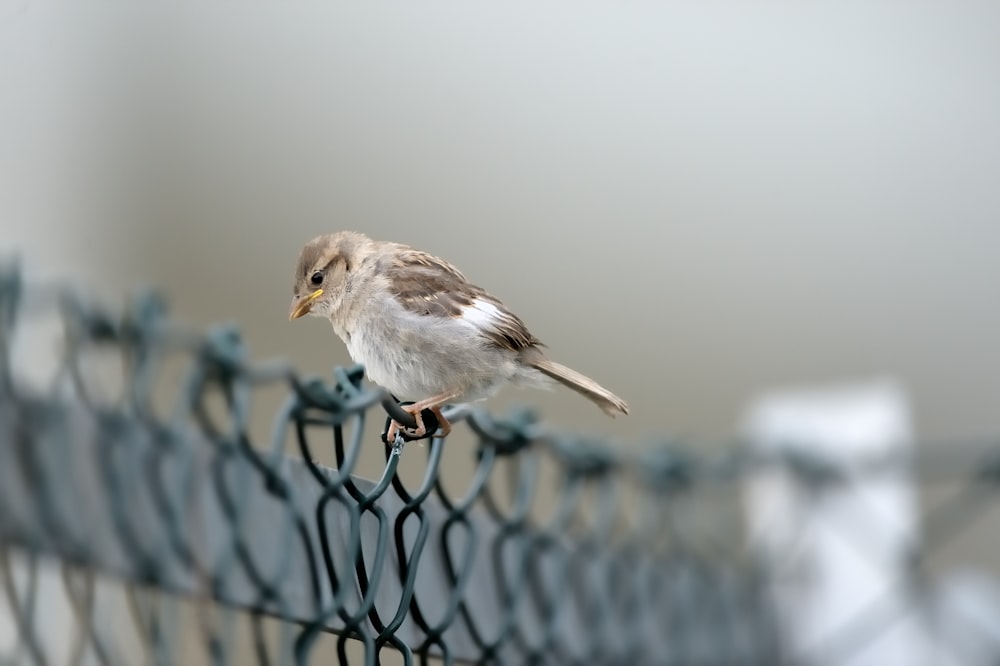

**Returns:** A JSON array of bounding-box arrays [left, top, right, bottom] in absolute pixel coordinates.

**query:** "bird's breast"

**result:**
[[345, 325, 418, 398], [338, 308, 521, 403]]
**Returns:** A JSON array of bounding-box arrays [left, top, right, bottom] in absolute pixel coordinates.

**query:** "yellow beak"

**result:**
[[289, 289, 323, 320]]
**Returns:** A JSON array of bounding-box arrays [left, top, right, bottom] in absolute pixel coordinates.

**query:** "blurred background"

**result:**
[[4, 1, 1000, 444], [3, 2, 1000, 664]]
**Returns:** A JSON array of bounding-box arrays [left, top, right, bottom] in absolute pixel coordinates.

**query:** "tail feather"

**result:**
[[531, 358, 629, 417]]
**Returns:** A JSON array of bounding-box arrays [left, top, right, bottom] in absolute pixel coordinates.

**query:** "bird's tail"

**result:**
[[531, 358, 629, 417]]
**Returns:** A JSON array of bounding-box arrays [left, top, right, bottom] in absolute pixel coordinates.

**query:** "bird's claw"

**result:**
[[381, 404, 440, 445]]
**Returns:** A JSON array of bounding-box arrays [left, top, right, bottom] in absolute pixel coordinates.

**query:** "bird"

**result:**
[[288, 231, 628, 441]]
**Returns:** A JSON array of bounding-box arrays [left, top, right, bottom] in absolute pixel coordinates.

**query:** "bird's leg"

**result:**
[[386, 391, 459, 441], [430, 407, 451, 437]]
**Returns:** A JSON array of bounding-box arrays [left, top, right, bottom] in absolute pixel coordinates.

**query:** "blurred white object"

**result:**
[[925, 571, 1000, 665], [742, 379, 926, 666]]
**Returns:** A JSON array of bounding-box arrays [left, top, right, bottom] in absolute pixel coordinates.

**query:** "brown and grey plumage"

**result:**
[[288, 231, 628, 440]]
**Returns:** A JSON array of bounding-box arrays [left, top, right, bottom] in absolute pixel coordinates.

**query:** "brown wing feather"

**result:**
[[383, 248, 542, 352]]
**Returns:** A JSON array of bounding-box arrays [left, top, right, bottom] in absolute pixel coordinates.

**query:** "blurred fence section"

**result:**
[[0, 263, 778, 665], [1, 264, 999, 665]]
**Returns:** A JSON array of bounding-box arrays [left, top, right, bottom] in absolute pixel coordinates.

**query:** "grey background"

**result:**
[[3, 3, 1000, 663], [3, 1, 1000, 446]]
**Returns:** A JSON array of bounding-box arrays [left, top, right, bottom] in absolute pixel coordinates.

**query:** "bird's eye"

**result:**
[[310, 271, 323, 286]]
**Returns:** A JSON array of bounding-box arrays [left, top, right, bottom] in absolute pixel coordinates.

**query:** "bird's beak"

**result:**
[[289, 289, 323, 320]]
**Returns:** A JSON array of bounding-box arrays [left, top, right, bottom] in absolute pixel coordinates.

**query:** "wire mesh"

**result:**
[[6, 262, 1000, 665], [0, 263, 780, 665]]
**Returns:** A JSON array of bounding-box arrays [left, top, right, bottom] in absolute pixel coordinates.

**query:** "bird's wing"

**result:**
[[383, 247, 542, 352]]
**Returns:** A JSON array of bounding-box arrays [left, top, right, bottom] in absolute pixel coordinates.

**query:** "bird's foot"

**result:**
[[387, 403, 427, 442], [384, 405, 451, 444], [431, 406, 451, 437]]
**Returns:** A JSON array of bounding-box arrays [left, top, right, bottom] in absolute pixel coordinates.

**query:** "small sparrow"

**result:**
[[288, 232, 628, 441]]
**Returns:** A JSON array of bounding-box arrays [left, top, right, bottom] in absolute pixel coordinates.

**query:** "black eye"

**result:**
[[310, 271, 323, 286]]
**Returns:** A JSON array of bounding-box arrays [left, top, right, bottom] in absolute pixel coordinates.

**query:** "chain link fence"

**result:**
[[2, 262, 1000, 665]]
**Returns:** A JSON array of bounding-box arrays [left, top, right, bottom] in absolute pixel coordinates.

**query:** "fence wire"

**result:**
[[2, 263, 1000, 665]]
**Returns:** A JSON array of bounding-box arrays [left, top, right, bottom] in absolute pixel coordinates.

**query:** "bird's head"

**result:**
[[288, 231, 371, 320]]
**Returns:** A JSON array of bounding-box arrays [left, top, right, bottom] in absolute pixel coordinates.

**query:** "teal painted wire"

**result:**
[[0, 265, 793, 665]]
